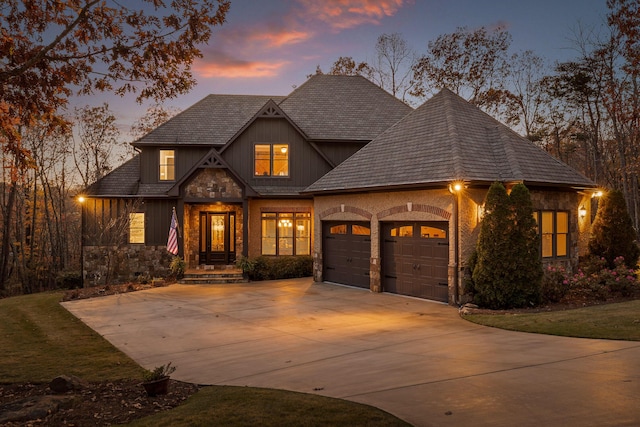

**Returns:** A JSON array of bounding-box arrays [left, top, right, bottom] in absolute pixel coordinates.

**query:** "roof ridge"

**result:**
[[442, 90, 465, 180]]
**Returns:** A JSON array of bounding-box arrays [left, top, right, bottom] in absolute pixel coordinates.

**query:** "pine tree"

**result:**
[[589, 189, 639, 269]]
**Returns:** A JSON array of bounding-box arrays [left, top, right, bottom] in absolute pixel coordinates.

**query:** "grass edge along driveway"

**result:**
[[0, 292, 409, 427], [462, 299, 640, 341]]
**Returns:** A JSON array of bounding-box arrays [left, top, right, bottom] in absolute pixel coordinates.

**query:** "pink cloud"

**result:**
[[250, 29, 311, 48], [193, 53, 289, 78], [295, 0, 410, 30]]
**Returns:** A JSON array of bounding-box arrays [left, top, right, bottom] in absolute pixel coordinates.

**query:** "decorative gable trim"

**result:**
[[259, 103, 283, 118], [201, 153, 225, 168]]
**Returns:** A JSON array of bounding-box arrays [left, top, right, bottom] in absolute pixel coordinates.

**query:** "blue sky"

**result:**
[[79, 0, 611, 134]]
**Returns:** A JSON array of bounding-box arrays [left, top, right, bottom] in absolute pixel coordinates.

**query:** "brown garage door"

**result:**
[[382, 221, 449, 302], [323, 221, 371, 289]]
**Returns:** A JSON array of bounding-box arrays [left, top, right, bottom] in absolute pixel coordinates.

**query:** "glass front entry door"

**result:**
[[199, 212, 235, 264]]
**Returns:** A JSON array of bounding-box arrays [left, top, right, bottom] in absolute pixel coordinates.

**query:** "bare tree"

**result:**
[[503, 50, 548, 140], [372, 33, 416, 103], [73, 104, 120, 187]]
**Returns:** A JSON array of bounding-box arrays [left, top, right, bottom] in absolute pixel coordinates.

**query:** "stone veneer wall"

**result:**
[[185, 168, 243, 199], [183, 168, 245, 267], [83, 245, 173, 286]]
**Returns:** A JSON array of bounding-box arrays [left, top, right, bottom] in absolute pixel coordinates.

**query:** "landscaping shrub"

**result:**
[[507, 183, 543, 306], [56, 270, 82, 289], [541, 265, 571, 303], [589, 189, 639, 269], [540, 256, 639, 302], [169, 256, 186, 279], [240, 256, 313, 281], [472, 182, 543, 309]]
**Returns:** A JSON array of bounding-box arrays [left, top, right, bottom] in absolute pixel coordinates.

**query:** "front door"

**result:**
[[199, 212, 236, 264]]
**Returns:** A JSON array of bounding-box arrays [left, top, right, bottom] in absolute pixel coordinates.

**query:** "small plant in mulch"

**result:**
[[143, 362, 176, 383]]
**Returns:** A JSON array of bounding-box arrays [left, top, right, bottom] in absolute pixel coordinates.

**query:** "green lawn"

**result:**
[[0, 292, 409, 426], [462, 299, 640, 341]]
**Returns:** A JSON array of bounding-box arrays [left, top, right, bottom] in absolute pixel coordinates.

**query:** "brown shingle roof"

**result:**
[[84, 156, 140, 196], [134, 95, 285, 146], [280, 74, 412, 141], [133, 75, 411, 147], [304, 88, 595, 193]]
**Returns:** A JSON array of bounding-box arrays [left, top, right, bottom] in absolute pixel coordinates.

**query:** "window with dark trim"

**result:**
[[159, 150, 175, 181], [534, 210, 569, 258], [254, 143, 289, 177], [261, 212, 310, 255], [129, 212, 145, 244]]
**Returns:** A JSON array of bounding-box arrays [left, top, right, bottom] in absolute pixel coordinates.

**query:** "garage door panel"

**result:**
[[323, 222, 371, 289], [382, 221, 449, 302]]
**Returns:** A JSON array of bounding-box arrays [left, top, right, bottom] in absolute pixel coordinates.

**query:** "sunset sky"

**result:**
[[81, 0, 612, 134]]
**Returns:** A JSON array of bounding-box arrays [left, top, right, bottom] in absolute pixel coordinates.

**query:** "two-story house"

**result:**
[[80, 75, 596, 304], [80, 75, 412, 284]]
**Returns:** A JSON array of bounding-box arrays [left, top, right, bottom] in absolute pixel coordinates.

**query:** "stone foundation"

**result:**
[[83, 245, 173, 286]]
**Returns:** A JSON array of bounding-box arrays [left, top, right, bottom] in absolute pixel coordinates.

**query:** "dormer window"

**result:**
[[159, 150, 175, 181], [255, 143, 289, 177]]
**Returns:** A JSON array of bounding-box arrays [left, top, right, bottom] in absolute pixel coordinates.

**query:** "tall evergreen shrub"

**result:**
[[589, 189, 639, 269], [472, 182, 514, 308], [472, 182, 543, 309], [508, 183, 543, 306]]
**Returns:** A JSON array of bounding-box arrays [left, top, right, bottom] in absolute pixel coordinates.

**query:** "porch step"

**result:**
[[179, 267, 247, 285]]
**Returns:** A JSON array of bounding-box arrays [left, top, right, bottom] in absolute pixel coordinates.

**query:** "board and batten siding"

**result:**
[[144, 199, 180, 246], [83, 197, 179, 247], [222, 118, 333, 189], [139, 147, 210, 184], [314, 141, 367, 167]]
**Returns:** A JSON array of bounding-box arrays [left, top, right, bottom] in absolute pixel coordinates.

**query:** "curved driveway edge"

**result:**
[[62, 278, 640, 427]]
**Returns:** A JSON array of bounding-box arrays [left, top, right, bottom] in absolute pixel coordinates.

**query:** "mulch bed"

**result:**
[[0, 379, 199, 426]]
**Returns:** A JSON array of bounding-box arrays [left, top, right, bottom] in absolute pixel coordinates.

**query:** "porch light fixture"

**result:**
[[579, 205, 587, 218], [77, 195, 86, 203], [592, 190, 603, 198]]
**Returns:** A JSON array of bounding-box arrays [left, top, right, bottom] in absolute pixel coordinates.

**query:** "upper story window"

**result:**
[[534, 210, 569, 258], [255, 143, 289, 177], [159, 150, 175, 181], [129, 212, 145, 244]]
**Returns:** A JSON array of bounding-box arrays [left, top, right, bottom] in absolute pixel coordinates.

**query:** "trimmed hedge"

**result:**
[[238, 256, 313, 281]]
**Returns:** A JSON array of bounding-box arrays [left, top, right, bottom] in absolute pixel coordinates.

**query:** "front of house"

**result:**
[[81, 76, 597, 304]]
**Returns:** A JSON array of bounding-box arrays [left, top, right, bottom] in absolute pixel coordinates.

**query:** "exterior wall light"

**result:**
[[592, 190, 603, 198], [77, 195, 86, 203], [579, 205, 587, 218], [448, 182, 463, 193]]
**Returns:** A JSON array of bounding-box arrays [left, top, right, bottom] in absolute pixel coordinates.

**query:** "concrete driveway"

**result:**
[[62, 278, 640, 427]]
